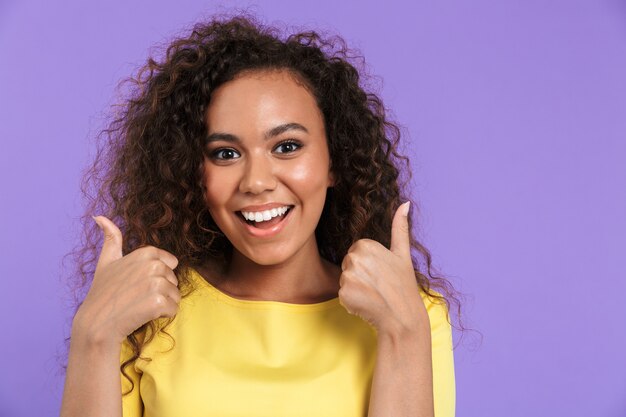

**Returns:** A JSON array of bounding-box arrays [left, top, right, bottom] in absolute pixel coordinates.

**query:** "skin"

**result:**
[[200, 68, 434, 416], [60, 67, 434, 417], [199, 68, 340, 304], [61, 219, 181, 417]]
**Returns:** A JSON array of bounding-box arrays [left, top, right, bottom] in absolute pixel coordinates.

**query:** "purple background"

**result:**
[[1, 1, 625, 416]]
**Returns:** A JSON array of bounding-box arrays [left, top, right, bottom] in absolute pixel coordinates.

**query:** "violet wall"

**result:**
[[1, 1, 624, 416]]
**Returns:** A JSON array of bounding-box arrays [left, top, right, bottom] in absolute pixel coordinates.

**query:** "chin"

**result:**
[[228, 228, 317, 267], [244, 251, 293, 266]]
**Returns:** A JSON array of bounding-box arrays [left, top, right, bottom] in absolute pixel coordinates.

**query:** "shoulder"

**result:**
[[419, 289, 453, 347], [419, 288, 449, 318], [420, 288, 457, 417]]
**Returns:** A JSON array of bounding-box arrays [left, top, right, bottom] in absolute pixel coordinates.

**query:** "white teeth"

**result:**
[[241, 206, 290, 222]]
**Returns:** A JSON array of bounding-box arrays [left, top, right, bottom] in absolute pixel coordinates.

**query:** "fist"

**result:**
[[73, 216, 181, 346], [337, 202, 427, 334]]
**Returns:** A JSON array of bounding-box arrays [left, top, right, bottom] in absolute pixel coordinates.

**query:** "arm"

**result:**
[[367, 316, 434, 417], [339, 204, 455, 416], [59, 314, 124, 417], [60, 216, 177, 417], [367, 293, 456, 417]]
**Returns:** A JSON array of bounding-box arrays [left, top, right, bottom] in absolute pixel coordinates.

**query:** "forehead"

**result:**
[[205, 69, 324, 133]]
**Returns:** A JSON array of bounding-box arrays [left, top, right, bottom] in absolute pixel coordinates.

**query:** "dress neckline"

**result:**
[[187, 266, 342, 312]]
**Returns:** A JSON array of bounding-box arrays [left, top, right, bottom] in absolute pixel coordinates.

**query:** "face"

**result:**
[[202, 69, 335, 266]]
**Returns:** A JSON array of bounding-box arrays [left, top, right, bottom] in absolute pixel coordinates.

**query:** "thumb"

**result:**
[[92, 215, 124, 271], [390, 201, 411, 259]]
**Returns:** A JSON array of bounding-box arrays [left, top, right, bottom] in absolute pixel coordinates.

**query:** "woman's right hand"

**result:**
[[72, 215, 181, 347]]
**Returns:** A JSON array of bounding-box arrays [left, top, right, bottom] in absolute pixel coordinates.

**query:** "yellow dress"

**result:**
[[120, 266, 455, 416]]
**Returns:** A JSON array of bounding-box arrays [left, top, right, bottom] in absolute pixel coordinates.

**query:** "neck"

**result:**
[[213, 236, 341, 303]]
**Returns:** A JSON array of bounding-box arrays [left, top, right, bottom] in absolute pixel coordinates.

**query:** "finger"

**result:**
[[163, 282, 182, 304], [341, 251, 358, 272], [156, 249, 179, 271], [165, 297, 180, 318], [389, 201, 411, 260], [341, 254, 350, 271], [156, 295, 179, 319], [337, 289, 351, 313], [137, 246, 179, 271], [93, 216, 123, 271], [162, 268, 179, 287]]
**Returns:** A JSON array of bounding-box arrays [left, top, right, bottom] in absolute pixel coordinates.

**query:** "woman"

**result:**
[[61, 11, 461, 417]]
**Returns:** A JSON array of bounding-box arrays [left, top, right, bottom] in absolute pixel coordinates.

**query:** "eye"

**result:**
[[210, 148, 240, 161], [274, 139, 303, 154]]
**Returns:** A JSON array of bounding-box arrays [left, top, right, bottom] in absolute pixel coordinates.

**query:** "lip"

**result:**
[[238, 202, 294, 212], [235, 206, 294, 238]]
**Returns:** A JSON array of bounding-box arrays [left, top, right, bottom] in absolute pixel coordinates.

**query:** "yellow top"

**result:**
[[120, 266, 455, 417]]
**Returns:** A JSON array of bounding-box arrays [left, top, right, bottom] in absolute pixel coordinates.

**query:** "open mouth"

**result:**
[[235, 206, 294, 228]]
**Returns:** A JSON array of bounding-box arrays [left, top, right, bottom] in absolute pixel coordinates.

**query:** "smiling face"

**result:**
[[202, 69, 335, 267]]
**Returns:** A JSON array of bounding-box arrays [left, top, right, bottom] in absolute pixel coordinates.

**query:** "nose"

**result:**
[[238, 152, 277, 194]]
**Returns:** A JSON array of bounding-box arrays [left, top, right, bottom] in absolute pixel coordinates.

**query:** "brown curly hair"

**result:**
[[63, 9, 468, 396]]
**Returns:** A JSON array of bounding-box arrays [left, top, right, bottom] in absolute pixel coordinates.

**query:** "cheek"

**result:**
[[202, 168, 231, 207], [284, 152, 330, 187]]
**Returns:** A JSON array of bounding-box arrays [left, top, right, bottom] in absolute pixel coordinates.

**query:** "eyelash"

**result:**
[[209, 139, 303, 161], [275, 139, 302, 154]]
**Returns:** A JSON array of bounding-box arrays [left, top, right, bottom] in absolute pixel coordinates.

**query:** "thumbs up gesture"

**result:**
[[72, 216, 182, 347], [338, 202, 428, 335]]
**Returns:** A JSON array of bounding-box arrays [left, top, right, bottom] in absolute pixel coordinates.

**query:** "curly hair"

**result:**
[[63, 9, 468, 396]]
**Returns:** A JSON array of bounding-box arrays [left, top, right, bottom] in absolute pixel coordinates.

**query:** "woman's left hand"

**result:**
[[338, 201, 429, 335]]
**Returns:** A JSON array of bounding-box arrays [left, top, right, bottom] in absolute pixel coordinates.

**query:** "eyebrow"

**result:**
[[205, 122, 309, 144]]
